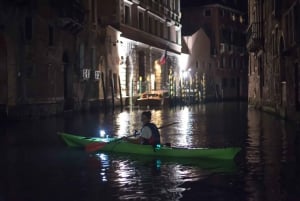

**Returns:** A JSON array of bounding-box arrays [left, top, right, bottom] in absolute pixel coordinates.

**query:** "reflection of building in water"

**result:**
[[244, 109, 263, 200], [115, 111, 139, 137], [245, 109, 289, 201], [115, 110, 164, 138], [176, 108, 193, 147]]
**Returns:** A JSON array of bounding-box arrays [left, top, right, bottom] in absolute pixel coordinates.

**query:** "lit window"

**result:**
[[240, 16, 244, 23], [231, 13, 236, 21]]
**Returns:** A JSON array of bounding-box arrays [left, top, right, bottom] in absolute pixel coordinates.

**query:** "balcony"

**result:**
[[246, 22, 263, 52], [53, 0, 85, 34]]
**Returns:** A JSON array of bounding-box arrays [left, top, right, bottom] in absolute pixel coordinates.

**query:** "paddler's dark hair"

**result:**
[[141, 111, 152, 119]]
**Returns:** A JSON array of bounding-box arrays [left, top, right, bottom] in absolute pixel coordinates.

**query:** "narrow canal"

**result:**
[[0, 102, 299, 201]]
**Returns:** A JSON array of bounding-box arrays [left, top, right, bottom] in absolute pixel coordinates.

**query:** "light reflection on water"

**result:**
[[1, 102, 299, 201], [88, 153, 214, 201], [113, 106, 210, 148]]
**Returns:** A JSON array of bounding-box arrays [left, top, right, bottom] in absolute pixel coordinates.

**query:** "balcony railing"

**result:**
[[246, 22, 263, 52]]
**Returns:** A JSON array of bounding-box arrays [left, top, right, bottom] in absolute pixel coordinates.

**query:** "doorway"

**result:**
[[63, 52, 73, 110]]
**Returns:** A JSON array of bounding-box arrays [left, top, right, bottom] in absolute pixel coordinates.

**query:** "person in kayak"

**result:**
[[139, 111, 161, 146]]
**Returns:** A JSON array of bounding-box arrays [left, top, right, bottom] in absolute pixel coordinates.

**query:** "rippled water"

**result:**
[[1, 102, 300, 201]]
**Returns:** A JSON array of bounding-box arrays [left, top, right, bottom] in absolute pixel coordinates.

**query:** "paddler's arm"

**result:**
[[125, 137, 140, 144]]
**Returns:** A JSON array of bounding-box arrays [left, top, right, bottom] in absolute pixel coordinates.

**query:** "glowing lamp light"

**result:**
[[183, 71, 188, 79], [99, 130, 106, 138]]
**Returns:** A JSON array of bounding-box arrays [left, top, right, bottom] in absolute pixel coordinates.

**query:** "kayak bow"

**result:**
[[57, 132, 116, 147]]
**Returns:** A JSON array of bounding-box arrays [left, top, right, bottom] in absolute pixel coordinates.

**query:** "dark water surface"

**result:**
[[1, 102, 300, 201]]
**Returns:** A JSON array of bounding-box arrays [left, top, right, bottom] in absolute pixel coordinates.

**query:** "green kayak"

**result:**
[[59, 132, 241, 160], [58, 132, 116, 147]]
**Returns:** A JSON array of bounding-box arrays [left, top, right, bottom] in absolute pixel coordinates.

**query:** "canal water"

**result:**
[[0, 102, 299, 201]]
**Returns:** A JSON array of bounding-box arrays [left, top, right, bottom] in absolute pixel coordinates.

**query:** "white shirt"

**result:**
[[140, 126, 152, 139]]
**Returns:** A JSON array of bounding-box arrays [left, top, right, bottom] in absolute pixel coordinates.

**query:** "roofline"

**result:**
[[183, 3, 246, 15]]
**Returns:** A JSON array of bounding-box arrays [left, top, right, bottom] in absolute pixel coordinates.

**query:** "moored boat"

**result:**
[[59, 132, 241, 160], [135, 90, 169, 107]]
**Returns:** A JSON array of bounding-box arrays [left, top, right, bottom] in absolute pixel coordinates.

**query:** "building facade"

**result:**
[[0, 0, 182, 119], [247, 0, 300, 121], [181, 1, 248, 102], [182, 28, 217, 102], [97, 0, 182, 106]]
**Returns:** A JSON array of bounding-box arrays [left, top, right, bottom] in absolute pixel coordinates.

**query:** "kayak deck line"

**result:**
[[58, 132, 241, 160], [58, 132, 115, 147]]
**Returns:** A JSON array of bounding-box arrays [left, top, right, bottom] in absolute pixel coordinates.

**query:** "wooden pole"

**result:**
[[110, 74, 115, 111], [118, 75, 123, 111], [101, 72, 107, 109]]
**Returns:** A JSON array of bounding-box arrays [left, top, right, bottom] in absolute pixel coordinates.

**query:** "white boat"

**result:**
[[136, 90, 169, 107]]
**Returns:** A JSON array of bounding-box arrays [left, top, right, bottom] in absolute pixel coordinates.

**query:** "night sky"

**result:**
[[181, 0, 248, 12]]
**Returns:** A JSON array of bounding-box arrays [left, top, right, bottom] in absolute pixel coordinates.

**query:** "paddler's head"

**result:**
[[141, 111, 151, 125]]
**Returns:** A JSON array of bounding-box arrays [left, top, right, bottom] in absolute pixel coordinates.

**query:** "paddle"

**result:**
[[85, 122, 178, 153]]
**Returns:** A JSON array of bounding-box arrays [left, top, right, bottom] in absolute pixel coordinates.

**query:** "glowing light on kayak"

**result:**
[[99, 130, 106, 138]]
